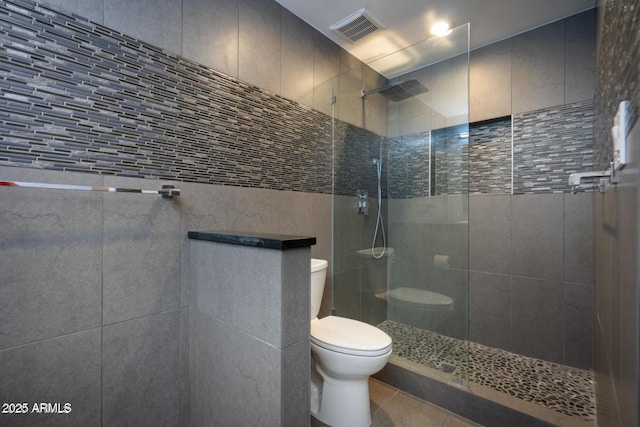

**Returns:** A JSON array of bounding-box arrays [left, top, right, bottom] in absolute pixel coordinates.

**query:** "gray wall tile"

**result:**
[[191, 241, 284, 346], [337, 59, 364, 128], [182, 0, 239, 77], [41, 0, 105, 23], [565, 10, 596, 104], [469, 271, 512, 351], [180, 307, 190, 427], [102, 176, 182, 325], [511, 194, 564, 281], [0, 168, 103, 350], [512, 21, 565, 113], [511, 276, 564, 364], [313, 32, 341, 115], [238, 0, 281, 94], [282, 338, 311, 427], [470, 39, 512, 122], [191, 310, 281, 427], [281, 8, 314, 105], [512, 101, 594, 194], [104, 0, 182, 54], [102, 310, 181, 427], [469, 195, 511, 275], [563, 282, 593, 370], [0, 329, 101, 427], [282, 248, 311, 346], [564, 193, 594, 285]]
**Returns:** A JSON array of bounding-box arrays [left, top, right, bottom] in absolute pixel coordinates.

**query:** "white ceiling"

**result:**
[[275, 0, 596, 77]]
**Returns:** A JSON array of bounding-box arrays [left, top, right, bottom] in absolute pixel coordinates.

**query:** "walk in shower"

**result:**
[[331, 23, 471, 384], [330, 20, 596, 426]]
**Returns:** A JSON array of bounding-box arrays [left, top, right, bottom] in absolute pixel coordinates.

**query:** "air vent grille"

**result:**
[[330, 9, 383, 42]]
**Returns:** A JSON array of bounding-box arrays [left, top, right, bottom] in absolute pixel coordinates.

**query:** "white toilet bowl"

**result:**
[[310, 259, 392, 427]]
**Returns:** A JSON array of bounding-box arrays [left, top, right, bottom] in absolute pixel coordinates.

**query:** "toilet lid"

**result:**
[[311, 316, 392, 357], [387, 287, 453, 310]]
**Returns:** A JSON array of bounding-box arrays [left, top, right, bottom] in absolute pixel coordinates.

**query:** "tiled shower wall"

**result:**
[[385, 10, 596, 370], [0, 0, 330, 191], [593, 0, 640, 425]]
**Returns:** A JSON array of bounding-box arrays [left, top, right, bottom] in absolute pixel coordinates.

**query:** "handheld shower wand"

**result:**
[[371, 139, 386, 259]]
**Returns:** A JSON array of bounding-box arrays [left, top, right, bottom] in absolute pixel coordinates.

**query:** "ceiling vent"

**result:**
[[330, 8, 383, 43]]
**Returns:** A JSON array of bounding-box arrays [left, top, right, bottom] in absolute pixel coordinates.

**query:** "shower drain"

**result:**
[[439, 362, 457, 374]]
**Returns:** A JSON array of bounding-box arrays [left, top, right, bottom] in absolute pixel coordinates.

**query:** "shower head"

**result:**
[[361, 78, 428, 102]]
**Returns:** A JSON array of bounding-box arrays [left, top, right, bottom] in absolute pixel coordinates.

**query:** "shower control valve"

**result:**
[[356, 190, 369, 215]]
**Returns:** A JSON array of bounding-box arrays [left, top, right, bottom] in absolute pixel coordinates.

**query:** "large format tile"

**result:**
[[511, 276, 564, 364], [563, 283, 593, 369], [282, 338, 310, 426], [372, 390, 449, 427], [179, 181, 240, 308], [312, 32, 341, 116], [511, 194, 564, 281], [469, 195, 511, 275], [238, 0, 281, 94], [102, 176, 182, 325], [282, 248, 311, 346], [564, 193, 594, 285], [281, 7, 315, 106], [180, 307, 191, 427], [470, 38, 512, 122], [182, 0, 239, 77], [0, 169, 102, 350], [0, 329, 101, 427], [469, 271, 512, 351], [191, 240, 298, 347], [104, 0, 182, 54], [564, 10, 596, 104], [512, 20, 565, 113], [191, 311, 282, 427], [102, 310, 180, 427], [41, 0, 104, 23]]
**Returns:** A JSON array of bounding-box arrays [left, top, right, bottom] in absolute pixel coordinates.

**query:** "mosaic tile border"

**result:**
[[469, 116, 512, 195], [0, 0, 597, 199], [513, 100, 595, 194], [0, 0, 338, 193], [594, 0, 640, 170], [378, 320, 596, 422], [387, 101, 594, 198]]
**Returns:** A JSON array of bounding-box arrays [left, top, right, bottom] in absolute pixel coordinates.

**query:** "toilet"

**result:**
[[309, 258, 392, 427], [384, 287, 454, 331]]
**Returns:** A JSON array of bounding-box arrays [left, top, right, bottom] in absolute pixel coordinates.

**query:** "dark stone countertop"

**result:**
[[187, 230, 316, 250]]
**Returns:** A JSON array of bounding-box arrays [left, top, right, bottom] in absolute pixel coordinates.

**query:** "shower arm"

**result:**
[[361, 84, 394, 99]]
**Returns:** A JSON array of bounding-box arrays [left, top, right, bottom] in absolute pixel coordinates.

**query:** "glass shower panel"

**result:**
[[378, 25, 470, 383], [331, 24, 469, 384], [331, 65, 389, 326]]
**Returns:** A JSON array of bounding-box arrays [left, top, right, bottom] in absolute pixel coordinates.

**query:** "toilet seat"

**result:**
[[387, 287, 453, 311], [311, 316, 392, 357]]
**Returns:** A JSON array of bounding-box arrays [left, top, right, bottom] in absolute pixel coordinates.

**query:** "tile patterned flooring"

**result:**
[[378, 320, 596, 423], [369, 378, 481, 427], [311, 378, 480, 427]]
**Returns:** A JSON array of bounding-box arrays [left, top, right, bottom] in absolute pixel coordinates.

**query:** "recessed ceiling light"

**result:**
[[430, 21, 452, 37]]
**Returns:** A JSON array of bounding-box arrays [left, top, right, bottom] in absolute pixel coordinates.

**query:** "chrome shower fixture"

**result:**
[[361, 78, 429, 102]]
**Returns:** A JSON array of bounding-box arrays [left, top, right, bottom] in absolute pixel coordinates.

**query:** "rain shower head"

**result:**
[[361, 78, 428, 102]]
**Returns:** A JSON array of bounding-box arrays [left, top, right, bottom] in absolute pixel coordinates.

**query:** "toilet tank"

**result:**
[[310, 258, 328, 320]]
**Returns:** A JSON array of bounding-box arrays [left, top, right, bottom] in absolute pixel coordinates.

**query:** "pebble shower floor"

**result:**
[[378, 320, 596, 422]]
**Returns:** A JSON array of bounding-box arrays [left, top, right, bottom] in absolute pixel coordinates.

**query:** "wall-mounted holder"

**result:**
[[612, 100, 631, 171], [569, 100, 632, 194], [356, 190, 369, 215], [0, 180, 181, 199], [569, 162, 616, 194]]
